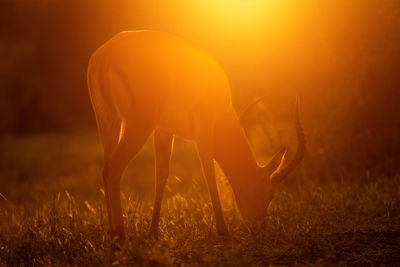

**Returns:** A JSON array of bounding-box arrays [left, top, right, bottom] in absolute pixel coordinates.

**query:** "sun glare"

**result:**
[[196, 0, 291, 32], [210, 0, 264, 22]]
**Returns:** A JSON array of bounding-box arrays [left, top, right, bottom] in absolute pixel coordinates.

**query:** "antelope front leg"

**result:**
[[196, 125, 229, 237], [149, 130, 174, 240]]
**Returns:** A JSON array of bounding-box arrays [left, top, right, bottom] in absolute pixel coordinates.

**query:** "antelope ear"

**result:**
[[264, 148, 286, 174]]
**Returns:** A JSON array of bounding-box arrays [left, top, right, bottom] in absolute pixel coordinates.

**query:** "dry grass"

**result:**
[[1, 133, 400, 266]]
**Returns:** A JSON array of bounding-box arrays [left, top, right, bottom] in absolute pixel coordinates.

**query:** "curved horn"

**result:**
[[239, 95, 269, 121], [271, 96, 306, 186]]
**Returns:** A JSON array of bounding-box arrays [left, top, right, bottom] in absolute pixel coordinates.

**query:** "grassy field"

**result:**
[[1, 133, 400, 266]]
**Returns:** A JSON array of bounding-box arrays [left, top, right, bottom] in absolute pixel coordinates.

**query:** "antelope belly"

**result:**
[[157, 105, 195, 140]]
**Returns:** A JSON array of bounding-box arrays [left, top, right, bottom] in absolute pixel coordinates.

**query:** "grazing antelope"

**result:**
[[87, 30, 305, 246]]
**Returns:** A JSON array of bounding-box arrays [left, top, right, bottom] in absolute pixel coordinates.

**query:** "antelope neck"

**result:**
[[213, 107, 263, 193]]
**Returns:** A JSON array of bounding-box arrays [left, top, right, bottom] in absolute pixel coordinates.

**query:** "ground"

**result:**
[[0, 133, 399, 266]]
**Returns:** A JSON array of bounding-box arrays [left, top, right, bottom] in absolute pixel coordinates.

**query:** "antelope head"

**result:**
[[217, 98, 306, 224]]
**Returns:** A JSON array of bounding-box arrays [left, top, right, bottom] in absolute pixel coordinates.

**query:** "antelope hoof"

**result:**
[[110, 227, 125, 250], [110, 237, 125, 251], [220, 232, 231, 244], [148, 228, 159, 241], [217, 228, 230, 239]]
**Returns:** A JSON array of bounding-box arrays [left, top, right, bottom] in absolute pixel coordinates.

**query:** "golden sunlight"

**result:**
[[3, 1, 400, 265], [194, 0, 291, 32]]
